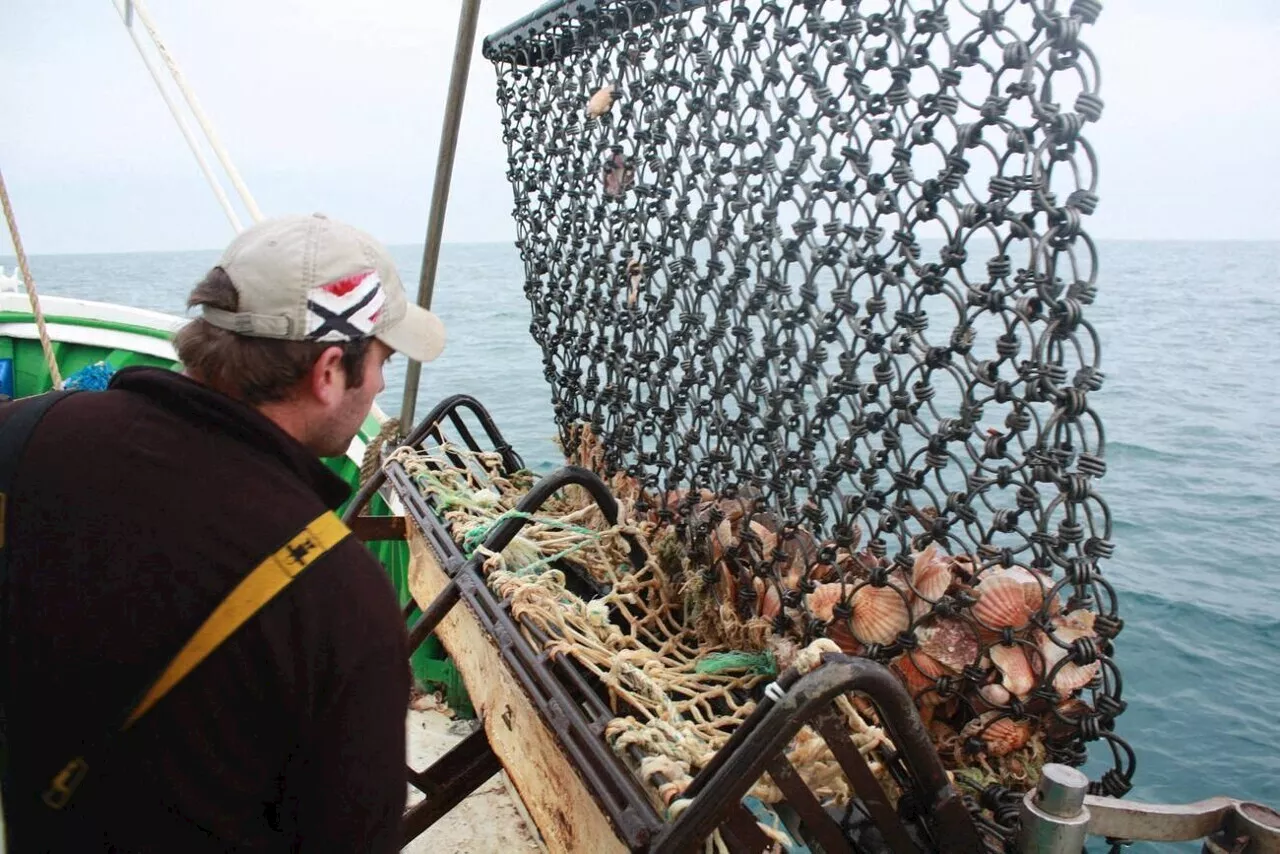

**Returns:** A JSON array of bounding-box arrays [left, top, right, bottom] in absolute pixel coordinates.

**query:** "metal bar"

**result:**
[[716, 803, 777, 853], [1084, 795, 1243, 843], [764, 755, 853, 854], [347, 514, 406, 542], [812, 710, 917, 853], [678, 666, 804, 802], [342, 393, 508, 528], [401, 724, 501, 845], [481, 0, 718, 67], [407, 579, 462, 651], [400, 0, 483, 428], [655, 655, 984, 854]]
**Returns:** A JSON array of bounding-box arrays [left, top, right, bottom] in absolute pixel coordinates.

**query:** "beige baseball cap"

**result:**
[[202, 213, 446, 363]]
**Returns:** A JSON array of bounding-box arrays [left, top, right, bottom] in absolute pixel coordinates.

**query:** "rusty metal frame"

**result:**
[[367, 395, 989, 852]]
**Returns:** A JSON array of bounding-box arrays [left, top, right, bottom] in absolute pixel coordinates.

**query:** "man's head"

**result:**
[[174, 213, 445, 456]]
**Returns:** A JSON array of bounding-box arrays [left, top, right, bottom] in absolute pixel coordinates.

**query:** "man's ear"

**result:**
[[307, 345, 348, 407]]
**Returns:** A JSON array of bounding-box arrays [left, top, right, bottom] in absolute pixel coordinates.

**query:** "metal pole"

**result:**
[[400, 0, 483, 429]]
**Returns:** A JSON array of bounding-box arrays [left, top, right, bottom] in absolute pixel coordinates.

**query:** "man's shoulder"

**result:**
[[294, 530, 408, 651]]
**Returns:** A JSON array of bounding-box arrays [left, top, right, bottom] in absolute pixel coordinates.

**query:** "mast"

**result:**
[[399, 0, 483, 429]]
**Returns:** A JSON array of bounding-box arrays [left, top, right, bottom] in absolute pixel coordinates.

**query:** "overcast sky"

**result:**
[[3, 0, 1277, 255]]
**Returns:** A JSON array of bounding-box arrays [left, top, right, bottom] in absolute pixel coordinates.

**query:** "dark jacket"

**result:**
[[0, 367, 408, 852]]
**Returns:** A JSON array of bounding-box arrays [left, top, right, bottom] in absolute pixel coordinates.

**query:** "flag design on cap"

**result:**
[[306, 269, 385, 342]]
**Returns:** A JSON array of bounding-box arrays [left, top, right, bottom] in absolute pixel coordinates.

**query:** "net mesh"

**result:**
[[480, 0, 1132, 837]]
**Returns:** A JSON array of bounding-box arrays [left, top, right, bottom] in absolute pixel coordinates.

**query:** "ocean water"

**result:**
[[4, 239, 1278, 846]]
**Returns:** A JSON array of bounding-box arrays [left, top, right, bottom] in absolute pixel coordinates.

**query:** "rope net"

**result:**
[[475, 0, 1129, 842], [392, 440, 905, 835]]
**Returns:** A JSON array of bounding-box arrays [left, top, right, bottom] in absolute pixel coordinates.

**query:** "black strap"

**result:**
[[0, 390, 76, 570], [0, 390, 77, 778]]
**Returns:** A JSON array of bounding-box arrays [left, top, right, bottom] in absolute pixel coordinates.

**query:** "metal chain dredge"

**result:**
[[485, 0, 1129, 841]]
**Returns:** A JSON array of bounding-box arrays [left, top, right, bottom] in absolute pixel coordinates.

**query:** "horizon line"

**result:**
[[6, 236, 1280, 260]]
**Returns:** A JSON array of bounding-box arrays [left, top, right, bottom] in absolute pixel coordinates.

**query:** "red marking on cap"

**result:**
[[322, 269, 375, 298], [369, 308, 382, 323]]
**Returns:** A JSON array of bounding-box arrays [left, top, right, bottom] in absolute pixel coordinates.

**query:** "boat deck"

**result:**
[[404, 706, 543, 853]]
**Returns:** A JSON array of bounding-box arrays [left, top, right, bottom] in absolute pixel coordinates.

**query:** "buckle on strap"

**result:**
[[42, 757, 88, 810]]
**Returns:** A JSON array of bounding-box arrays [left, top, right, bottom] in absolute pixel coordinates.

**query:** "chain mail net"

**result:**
[[475, 0, 1132, 843]]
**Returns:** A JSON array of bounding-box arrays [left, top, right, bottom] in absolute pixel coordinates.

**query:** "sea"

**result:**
[[5, 239, 1278, 849]]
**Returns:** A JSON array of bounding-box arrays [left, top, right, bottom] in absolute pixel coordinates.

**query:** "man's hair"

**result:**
[[173, 266, 372, 404]]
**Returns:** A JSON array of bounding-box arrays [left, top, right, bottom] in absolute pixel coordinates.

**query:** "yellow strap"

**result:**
[[121, 510, 350, 730]]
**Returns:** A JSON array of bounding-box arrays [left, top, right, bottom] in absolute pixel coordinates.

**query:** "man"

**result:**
[[0, 213, 445, 851]]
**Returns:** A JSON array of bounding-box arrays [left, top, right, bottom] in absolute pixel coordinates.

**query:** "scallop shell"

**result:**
[[752, 577, 782, 620], [910, 544, 954, 619], [746, 520, 777, 563], [911, 544, 954, 602], [949, 552, 978, 584], [916, 617, 979, 673], [961, 713, 1031, 757], [716, 563, 736, 604], [807, 559, 837, 584], [825, 619, 863, 656], [997, 564, 1057, 612], [911, 650, 948, 679], [626, 258, 643, 306], [1047, 697, 1091, 740], [711, 517, 737, 563], [586, 85, 615, 117], [892, 653, 944, 707], [805, 582, 847, 623], [852, 584, 911, 646], [989, 643, 1036, 698], [979, 683, 1012, 707], [972, 573, 1033, 629], [1057, 608, 1096, 635], [1037, 610, 1101, 695], [778, 529, 817, 589], [782, 559, 804, 592]]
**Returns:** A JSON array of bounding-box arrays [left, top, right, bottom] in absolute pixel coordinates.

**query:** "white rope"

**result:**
[[0, 168, 63, 389], [111, 0, 243, 232], [126, 0, 264, 224]]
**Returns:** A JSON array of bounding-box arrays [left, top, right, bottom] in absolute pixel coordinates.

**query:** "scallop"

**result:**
[[972, 573, 1033, 629], [1036, 610, 1101, 695], [999, 564, 1056, 612], [711, 517, 737, 563], [912, 544, 953, 601], [852, 584, 911, 646], [752, 577, 782, 620], [626, 258, 643, 306], [586, 85, 615, 117], [989, 643, 1037, 698], [910, 544, 954, 618], [916, 617, 980, 673], [805, 582, 847, 623], [962, 713, 1032, 757], [746, 520, 777, 563], [979, 683, 1012, 707], [911, 650, 948, 679], [825, 619, 863, 656], [1047, 698, 1091, 740], [892, 653, 944, 706]]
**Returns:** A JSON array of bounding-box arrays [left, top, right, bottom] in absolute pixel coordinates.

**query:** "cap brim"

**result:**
[[376, 304, 446, 363]]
